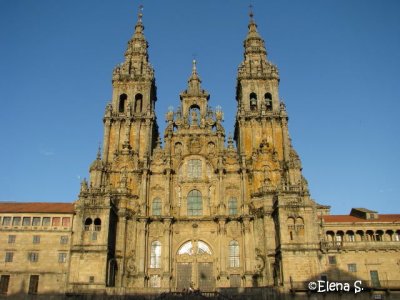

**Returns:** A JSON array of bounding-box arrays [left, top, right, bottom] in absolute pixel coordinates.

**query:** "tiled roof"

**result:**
[[0, 202, 74, 214], [322, 214, 400, 223]]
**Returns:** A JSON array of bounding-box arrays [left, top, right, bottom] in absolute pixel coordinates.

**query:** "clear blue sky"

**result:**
[[0, 1, 399, 215]]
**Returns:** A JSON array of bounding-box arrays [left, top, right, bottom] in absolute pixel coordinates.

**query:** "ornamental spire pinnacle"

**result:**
[[244, 7, 266, 56], [187, 59, 202, 95], [114, 5, 154, 80]]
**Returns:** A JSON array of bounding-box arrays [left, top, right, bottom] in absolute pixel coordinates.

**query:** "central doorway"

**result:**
[[176, 240, 215, 292]]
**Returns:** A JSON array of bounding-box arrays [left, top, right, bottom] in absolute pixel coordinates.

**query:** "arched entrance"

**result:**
[[176, 240, 215, 291]]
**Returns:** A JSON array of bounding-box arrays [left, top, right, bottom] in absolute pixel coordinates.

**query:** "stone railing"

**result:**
[[321, 240, 400, 251]]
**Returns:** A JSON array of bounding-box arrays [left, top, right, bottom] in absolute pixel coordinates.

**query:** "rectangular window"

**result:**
[[33, 235, 40, 244], [22, 217, 31, 226], [328, 255, 336, 265], [60, 236, 69, 244], [348, 263, 357, 272], [188, 159, 202, 179], [62, 217, 70, 227], [42, 217, 50, 226], [348, 234, 355, 242], [89, 276, 94, 284], [8, 235, 16, 244], [150, 242, 161, 268], [0, 275, 10, 295], [229, 241, 240, 268], [52, 217, 60, 226], [370, 270, 381, 288], [32, 217, 41, 226], [58, 253, 67, 263], [5, 252, 13, 263], [228, 198, 238, 216], [12, 217, 21, 226], [28, 275, 39, 294], [2, 217, 11, 226], [28, 252, 39, 262]]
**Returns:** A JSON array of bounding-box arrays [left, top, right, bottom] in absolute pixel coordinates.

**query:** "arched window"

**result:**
[[119, 94, 127, 113], [395, 230, 400, 241], [228, 198, 238, 216], [84, 218, 92, 231], [287, 217, 295, 241], [250, 93, 257, 110], [152, 198, 162, 216], [336, 231, 344, 245], [356, 230, 365, 241], [326, 231, 335, 242], [177, 240, 212, 255], [229, 240, 240, 268], [346, 230, 355, 242], [134, 93, 143, 113], [150, 241, 161, 268], [94, 218, 101, 231], [295, 217, 304, 236], [264, 93, 272, 110], [187, 190, 202, 216], [366, 230, 374, 241], [375, 230, 384, 242]]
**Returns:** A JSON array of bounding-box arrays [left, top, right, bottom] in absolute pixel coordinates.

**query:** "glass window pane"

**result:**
[[42, 217, 50, 226], [62, 217, 70, 227], [152, 199, 162, 216], [150, 241, 161, 268], [32, 217, 41, 226], [22, 217, 31, 226], [52, 217, 60, 226], [2, 217, 11, 226], [187, 190, 202, 216], [228, 198, 238, 215], [229, 241, 240, 268], [188, 160, 201, 179], [12, 217, 21, 226]]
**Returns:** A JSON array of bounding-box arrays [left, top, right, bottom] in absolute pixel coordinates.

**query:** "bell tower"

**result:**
[[233, 11, 304, 191], [103, 7, 158, 164], [234, 11, 280, 158]]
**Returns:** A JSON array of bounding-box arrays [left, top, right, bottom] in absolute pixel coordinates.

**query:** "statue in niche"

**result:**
[[207, 142, 215, 156], [191, 109, 199, 125], [175, 143, 182, 156]]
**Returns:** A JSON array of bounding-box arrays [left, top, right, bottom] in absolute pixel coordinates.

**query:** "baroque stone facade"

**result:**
[[1, 9, 400, 300]]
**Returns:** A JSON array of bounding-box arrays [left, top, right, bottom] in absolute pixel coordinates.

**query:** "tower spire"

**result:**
[[118, 4, 154, 80], [186, 59, 202, 95], [244, 6, 266, 57]]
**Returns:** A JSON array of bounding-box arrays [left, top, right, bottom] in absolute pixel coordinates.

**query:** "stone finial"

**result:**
[[227, 133, 235, 149], [187, 60, 201, 95], [80, 178, 88, 193], [138, 4, 144, 23], [97, 144, 102, 160]]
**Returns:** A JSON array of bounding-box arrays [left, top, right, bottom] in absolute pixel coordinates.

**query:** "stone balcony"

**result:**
[[320, 240, 400, 252]]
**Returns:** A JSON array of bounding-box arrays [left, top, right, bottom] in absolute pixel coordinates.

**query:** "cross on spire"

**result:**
[[138, 4, 144, 22], [249, 4, 254, 21]]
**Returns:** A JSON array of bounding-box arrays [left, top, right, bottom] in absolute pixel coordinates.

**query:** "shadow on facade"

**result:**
[[2, 268, 400, 300]]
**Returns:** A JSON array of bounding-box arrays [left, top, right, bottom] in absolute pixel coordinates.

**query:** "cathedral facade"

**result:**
[[1, 9, 400, 299]]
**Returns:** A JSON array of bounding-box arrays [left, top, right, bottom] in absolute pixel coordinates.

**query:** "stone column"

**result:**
[[103, 118, 112, 162], [281, 117, 290, 162], [162, 219, 172, 289]]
